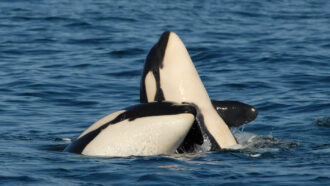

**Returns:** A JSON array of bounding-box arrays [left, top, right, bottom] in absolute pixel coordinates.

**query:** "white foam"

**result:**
[[61, 138, 72, 141]]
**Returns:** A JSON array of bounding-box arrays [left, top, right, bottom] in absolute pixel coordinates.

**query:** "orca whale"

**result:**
[[140, 31, 238, 150], [64, 31, 258, 157], [64, 102, 197, 156]]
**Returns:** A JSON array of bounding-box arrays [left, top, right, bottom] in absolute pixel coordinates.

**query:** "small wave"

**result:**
[[53, 138, 72, 142], [227, 132, 299, 157], [193, 137, 212, 153], [66, 38, 111, 45], [183, 131, 298, 157], [0, 175, 38, 183], [39, 142, 69, 152], [65, 21, 92, 27], [108, 48, 145, 58], [313, 117, 330, 128]]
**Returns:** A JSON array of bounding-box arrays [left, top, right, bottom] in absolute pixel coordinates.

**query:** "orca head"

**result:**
[[64, 102, 197, 156], [141, 31, 208, 103], [211, 100, 258, 127], [141, 31, 238, 149]]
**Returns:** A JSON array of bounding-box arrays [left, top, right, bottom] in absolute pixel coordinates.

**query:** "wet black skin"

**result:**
[[177, 101, 258, 153], [211, 100, 258, 128]]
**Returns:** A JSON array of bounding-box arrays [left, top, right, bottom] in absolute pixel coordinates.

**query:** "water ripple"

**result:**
[[0, 0, 329, 185]]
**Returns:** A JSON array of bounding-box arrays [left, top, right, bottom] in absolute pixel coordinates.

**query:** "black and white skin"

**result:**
[[65, 31, 258, 157]]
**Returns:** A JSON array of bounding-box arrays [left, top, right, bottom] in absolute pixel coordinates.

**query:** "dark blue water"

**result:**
[[1, 0, 329, 185]]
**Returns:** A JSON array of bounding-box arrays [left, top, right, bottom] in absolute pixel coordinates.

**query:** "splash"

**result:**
[[228, 131, 299, 157], [314, 117, 330, 128], [193, 135, 212, 153]]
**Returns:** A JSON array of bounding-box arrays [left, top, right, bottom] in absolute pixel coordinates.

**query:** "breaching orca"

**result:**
[[64, 102, 197, 156], [140, 31, 238, 150], [64, 31, 258, 157]]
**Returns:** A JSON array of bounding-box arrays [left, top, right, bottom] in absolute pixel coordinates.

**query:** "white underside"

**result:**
[[81, 113, 195, 157], [145, 72, 157, 101], [154, 32, 237, 148]]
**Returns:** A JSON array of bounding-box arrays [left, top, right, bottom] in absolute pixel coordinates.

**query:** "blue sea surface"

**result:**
[[1, 0, 329, 185]]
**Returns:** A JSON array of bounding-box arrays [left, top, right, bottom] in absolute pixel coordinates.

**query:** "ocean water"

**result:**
[[0, 0, 329, 185]]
